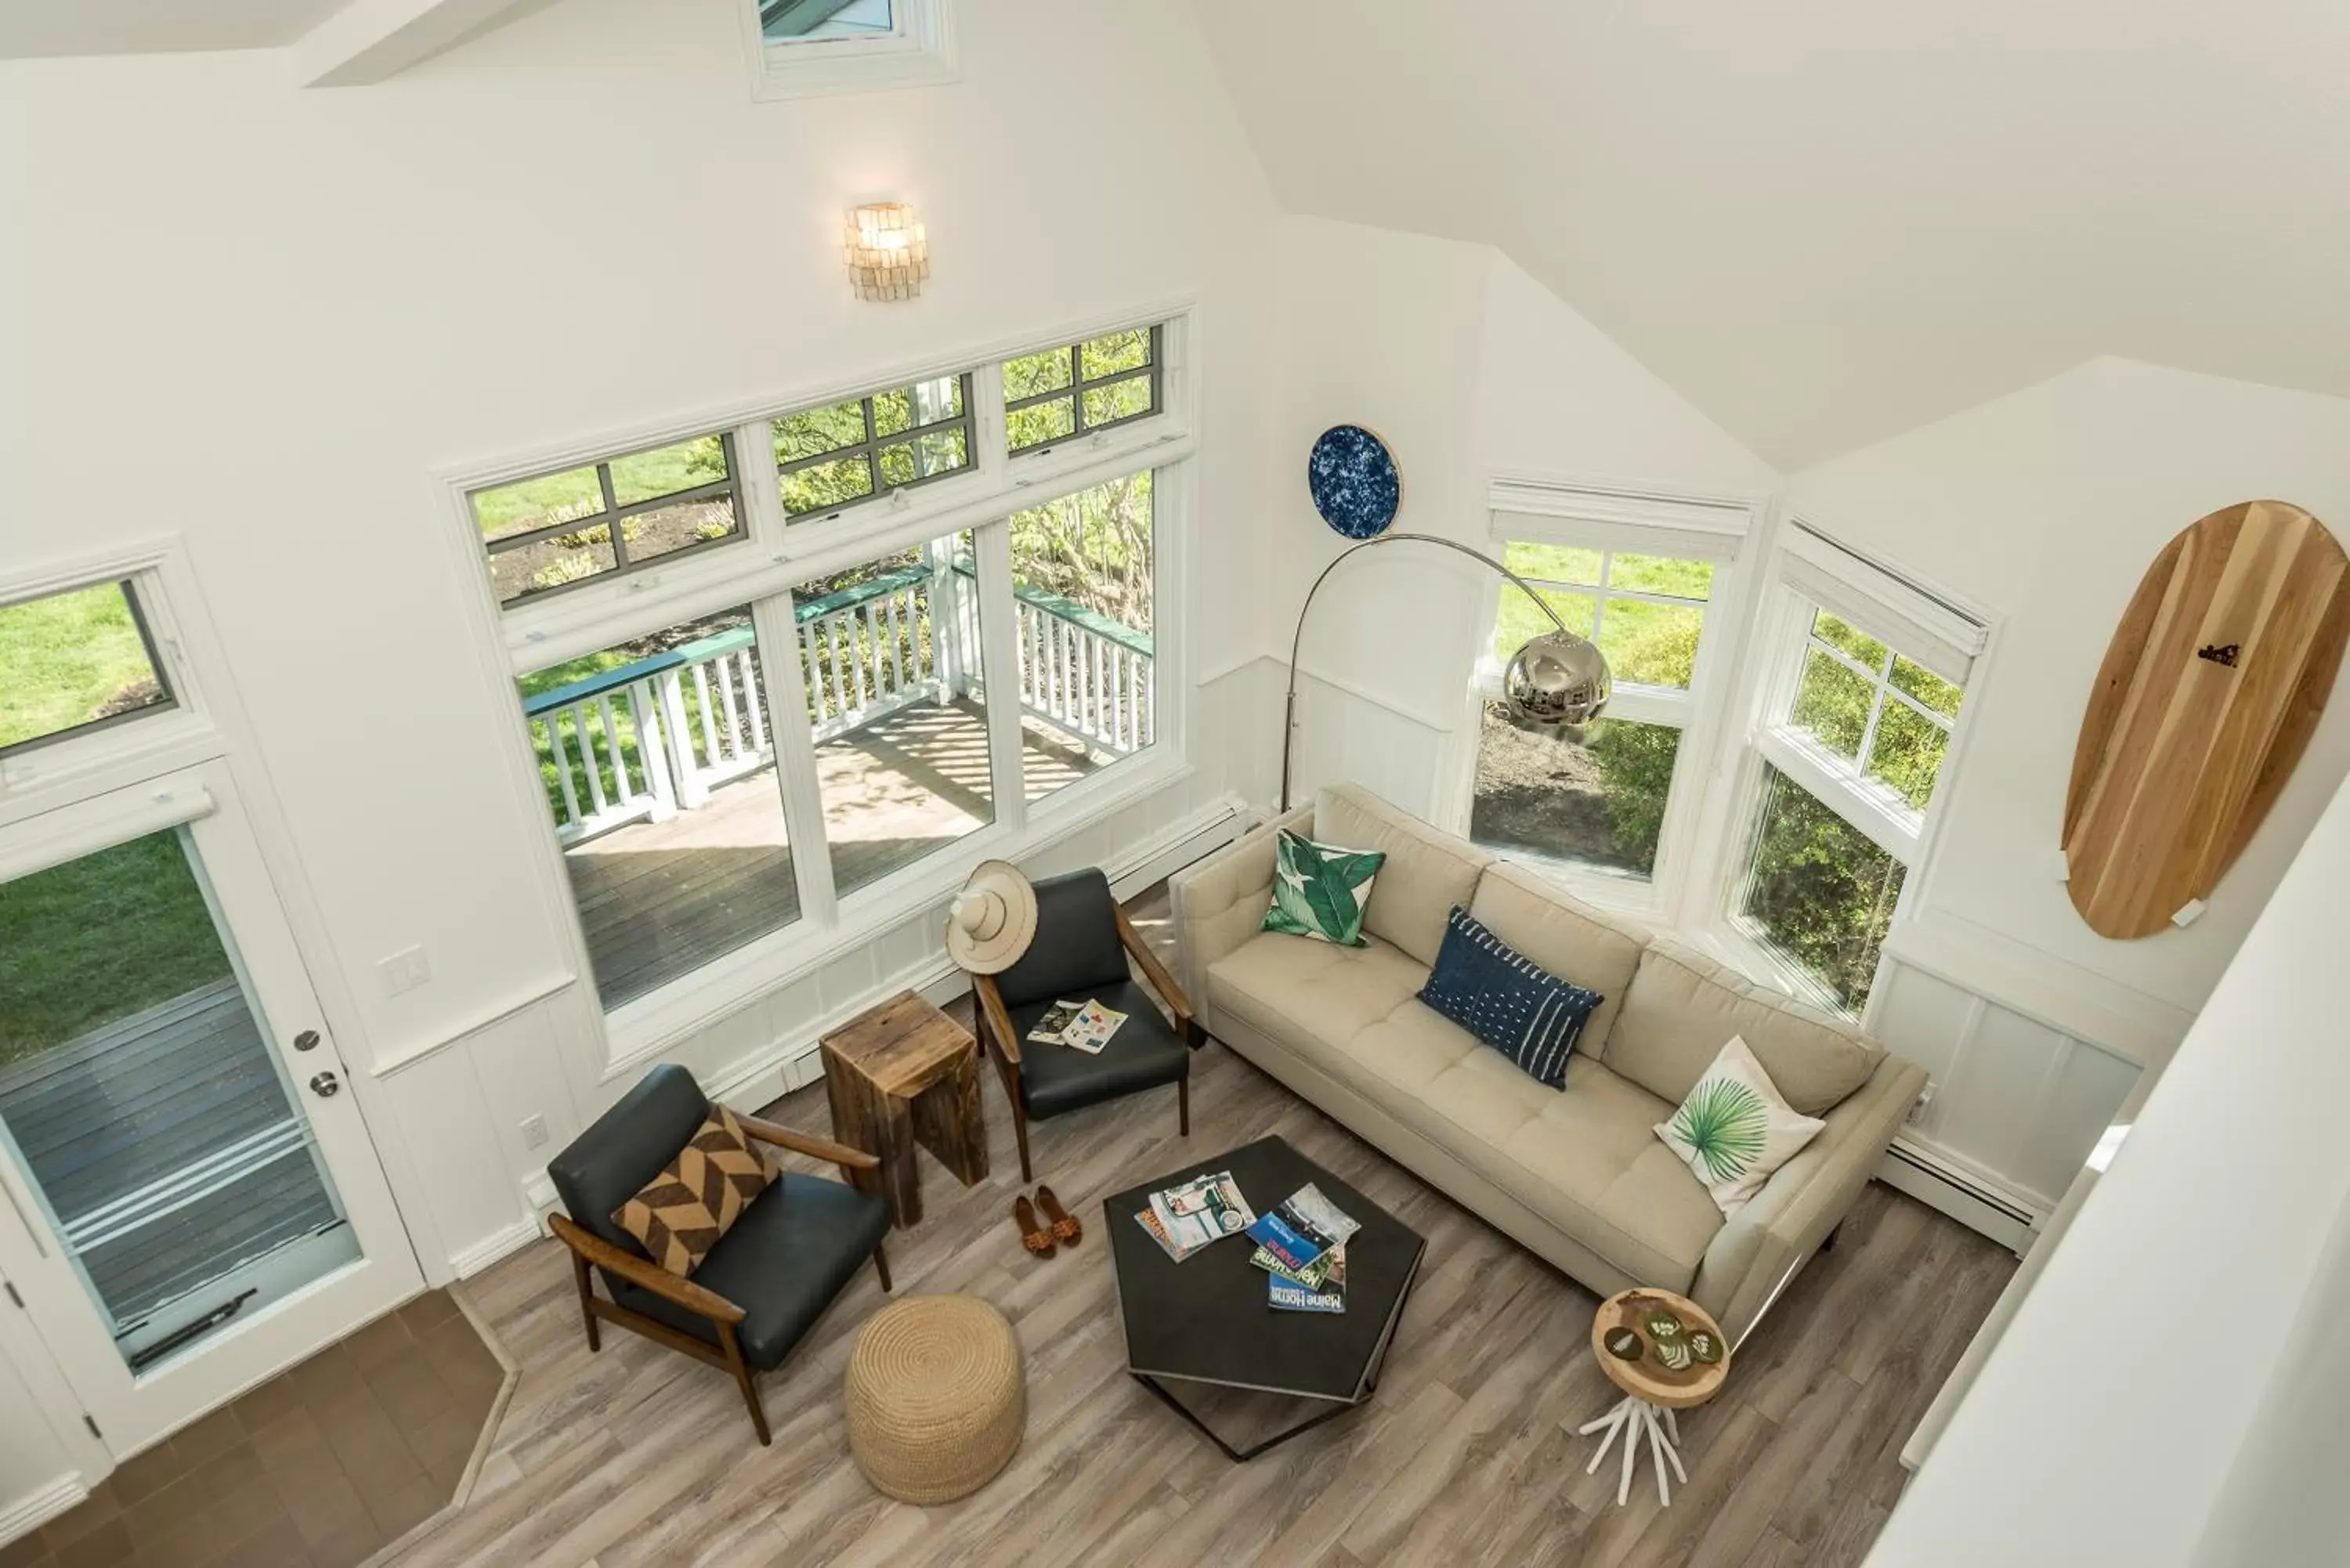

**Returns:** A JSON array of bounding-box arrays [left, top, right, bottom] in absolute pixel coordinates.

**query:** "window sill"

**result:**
[[598, 746, 1191, 1076]]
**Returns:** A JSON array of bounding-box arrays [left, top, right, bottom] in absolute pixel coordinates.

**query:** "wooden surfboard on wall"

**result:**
[[2063, 500, 2350, 939]]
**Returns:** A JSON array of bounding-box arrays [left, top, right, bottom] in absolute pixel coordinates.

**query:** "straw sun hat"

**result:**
[[944, 860, 1037, 974]]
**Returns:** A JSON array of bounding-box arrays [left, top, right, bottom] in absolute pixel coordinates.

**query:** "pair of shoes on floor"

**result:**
[[1014, 1186, 1082, 1258]]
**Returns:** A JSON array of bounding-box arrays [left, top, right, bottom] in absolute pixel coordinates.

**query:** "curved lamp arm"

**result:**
[[1279, 531, 1581, 812]]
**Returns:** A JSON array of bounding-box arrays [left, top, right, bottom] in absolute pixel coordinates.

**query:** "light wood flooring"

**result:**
[[384, 896, 2016, 1568]]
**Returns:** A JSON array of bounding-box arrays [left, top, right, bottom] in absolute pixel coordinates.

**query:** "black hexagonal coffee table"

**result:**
[[1102, 1135, 1426, 1461]]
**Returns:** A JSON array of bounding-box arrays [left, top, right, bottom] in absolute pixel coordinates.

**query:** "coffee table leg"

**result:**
[[1132, 1374, 1361, 1462]]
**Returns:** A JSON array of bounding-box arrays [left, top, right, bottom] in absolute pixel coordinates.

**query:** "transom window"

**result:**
[[1005, 328, 1161, 455], [761, 0, 893, 42], [0, 580, 176, 757], [471, 433, 743, 605], [774, 374, 974, 519]]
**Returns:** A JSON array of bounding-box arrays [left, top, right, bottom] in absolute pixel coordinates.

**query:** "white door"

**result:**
[[0, 760, 421, 1455]]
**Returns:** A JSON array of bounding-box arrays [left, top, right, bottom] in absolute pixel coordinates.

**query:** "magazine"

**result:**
[[1133, 1207, 1192, 1263], [1268, 1245, 1347, 1313], [1025, 999, 1086, 1046], [1059, 999, 1127, 1054], [1146, 1171, 1255, 1255], [1243, 1183, 1361, 1279]]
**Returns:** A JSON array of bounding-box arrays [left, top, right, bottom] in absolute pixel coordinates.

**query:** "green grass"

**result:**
[[472, 433, 728, 540], [0, 831, 229, 1065], [0, 583, 165, 751]]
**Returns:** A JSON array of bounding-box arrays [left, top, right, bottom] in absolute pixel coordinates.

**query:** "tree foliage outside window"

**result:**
[[1008, 471, 1154, 634], [1738, 764, 1906, 1015]]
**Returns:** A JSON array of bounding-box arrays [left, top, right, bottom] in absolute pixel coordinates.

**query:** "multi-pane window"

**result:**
[[1470, 540, 1718, 883], [1004, 328, 1161, 454], [761, 0, 893, 42], [774, 374, 974, 519], [472, 433, 744, 605], [1732, 552, 1980, 1017], [0, 580, 175, 756], [475, 330, 1177, 1020]]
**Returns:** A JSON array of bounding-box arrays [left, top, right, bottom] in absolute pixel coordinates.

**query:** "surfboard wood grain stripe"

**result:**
[[2063, 500, 2349, 939]]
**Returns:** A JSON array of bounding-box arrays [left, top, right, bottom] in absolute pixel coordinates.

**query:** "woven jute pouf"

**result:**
[[844, 1295, 1025, 1505]]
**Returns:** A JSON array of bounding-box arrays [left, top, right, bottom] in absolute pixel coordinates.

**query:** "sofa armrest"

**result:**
[[1690, 1054, 1928, 1344], [1167, 804, 1314, 1011]]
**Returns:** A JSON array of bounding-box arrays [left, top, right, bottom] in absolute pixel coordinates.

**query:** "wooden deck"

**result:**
[[0, 981, 338, 1326], [564, 700, 1099, 1007]]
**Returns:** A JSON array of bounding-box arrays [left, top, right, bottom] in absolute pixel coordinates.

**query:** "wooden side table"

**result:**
[[1578, 1288, 1730, 1508], [821, 991, 989, 1229]]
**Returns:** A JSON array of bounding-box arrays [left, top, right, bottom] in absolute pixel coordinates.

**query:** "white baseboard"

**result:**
[[706, 794, 1252, 1113], [450, 1216, 544, 1280], [1877, 1136, 2042, 1255], [0, 1476, 88, 1549]]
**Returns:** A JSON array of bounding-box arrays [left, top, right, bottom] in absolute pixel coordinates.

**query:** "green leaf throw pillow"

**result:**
[[1655, 1035, 1827, 1217], [1261, 829, 1386, 948]]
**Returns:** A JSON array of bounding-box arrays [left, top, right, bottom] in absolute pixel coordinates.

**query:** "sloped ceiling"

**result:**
[[1193, 0, 2350, 468], [0, 0, 349, 56]]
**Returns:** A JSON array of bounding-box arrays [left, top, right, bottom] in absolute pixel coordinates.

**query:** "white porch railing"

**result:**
[[523, 558, 1153, 845]]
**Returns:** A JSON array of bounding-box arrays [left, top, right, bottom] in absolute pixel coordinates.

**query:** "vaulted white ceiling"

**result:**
[[0, 0, 349, 56], [1193, 0, 2350, 468]]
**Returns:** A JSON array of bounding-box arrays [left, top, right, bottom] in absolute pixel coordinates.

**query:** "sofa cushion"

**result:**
[[1261, 829, 1386, 947], [1314, 785, 1490, 966], [1605, 941, 1882, 1116], [1415, 1050, 1723, 1288], [1466, 862, 1647, 1060], [1206, 931, 1430, 1057], [1419, 905, 1603, 1089], [1655, 1035, 1828, 1217]]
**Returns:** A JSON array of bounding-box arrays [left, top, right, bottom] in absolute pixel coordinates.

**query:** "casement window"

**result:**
[[1465, 483, 1750, 894], [749, 0, 956, 99], [1003, 327, 1161, 456], [469, 320, 1180, 1034], [1728, 522, 1986, 1017]]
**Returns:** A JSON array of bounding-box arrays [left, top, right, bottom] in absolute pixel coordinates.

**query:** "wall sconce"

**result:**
[[844, 202, 929, 302]]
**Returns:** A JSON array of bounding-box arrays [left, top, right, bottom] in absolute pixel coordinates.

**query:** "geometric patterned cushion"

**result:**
[[609, 1104, 777, 1277]]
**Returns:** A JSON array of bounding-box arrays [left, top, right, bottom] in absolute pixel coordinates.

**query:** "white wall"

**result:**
[[1865, 767, 2350, 1567], [0, 0, 1283, 1520], [1788, 356, 2350, 1030]]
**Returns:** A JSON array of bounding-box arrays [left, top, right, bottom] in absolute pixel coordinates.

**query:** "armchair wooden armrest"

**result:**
[[736, 1114, 880, 1173], [1117, 905, 1203, 1047], [972, 974, 1022, 1069], [548, 1212, 745, 1324]]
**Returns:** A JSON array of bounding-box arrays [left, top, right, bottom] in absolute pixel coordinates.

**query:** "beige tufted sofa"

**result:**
[[1170, 784, 1926, 1342]]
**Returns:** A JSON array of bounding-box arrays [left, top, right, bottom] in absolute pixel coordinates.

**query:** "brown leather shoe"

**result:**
[[1014, 1194, 1056, 1258], [1036, 1185, 1082, 1245]]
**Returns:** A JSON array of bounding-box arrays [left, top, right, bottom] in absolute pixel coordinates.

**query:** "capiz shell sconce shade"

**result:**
[[845, 202, 929, 302]]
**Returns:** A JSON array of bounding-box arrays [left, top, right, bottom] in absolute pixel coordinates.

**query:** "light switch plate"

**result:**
[[519, 1114, 549, 1149], [378, 946, 432, 997]]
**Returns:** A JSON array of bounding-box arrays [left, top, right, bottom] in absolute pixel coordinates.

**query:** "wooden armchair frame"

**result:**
[[548, 1117, 890, 1445], [973, 906, 1204, 1182]]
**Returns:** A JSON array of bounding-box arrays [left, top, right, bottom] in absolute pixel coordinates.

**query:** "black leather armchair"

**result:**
[[544, 1064, 892, 1444], [971, 869, 1202, 1181]]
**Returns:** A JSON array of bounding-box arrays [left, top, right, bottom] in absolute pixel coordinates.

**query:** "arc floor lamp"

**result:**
[[1278, 532, 1615, 811]]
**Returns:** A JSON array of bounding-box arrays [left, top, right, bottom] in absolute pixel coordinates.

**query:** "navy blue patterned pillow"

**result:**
[[1418, 906, 1604, 1089]]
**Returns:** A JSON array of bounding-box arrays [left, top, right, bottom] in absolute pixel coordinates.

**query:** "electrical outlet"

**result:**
[[519, 1114, 550, 1149], [1906, 1088, 1934, 1125], [378, 946, 432, 998]]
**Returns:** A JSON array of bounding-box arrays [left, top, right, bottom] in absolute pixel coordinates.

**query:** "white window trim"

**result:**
[[1442, 477, 1765, 922], [432, 304, 1195, 1069], [739, 0, 957, 102], [1701, 520, 1996, 1025]]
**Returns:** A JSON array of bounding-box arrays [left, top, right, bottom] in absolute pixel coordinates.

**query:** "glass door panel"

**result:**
[[0, 828, 359, 1374]]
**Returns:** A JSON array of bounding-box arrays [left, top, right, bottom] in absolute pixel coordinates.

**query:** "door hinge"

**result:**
[[3, 1281, 20, 1307], [83, 1414, 102, 1440]]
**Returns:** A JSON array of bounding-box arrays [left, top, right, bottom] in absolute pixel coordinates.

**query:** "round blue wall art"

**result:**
[[1307, 425, 1401, 539]]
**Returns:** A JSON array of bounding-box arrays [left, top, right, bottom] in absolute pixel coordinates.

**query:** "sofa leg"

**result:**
[[1821, 1224, 1842, 1255], [569, 1248, 600, 1353], [873, 1242, 893, 1293], [1178, 1075, 1191, 1138], [721, 1323, 772, 1447]]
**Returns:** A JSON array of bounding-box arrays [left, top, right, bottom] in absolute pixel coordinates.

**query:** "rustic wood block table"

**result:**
[[820, 991, 988, 1229]]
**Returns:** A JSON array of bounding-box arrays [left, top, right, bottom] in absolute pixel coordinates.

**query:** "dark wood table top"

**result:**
[[1103, 1135, 1425, 1404]]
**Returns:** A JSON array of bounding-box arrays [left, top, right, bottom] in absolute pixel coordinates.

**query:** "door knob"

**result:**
[[309, 1071, 342, 1099], [292, 1030, 320, 1053]]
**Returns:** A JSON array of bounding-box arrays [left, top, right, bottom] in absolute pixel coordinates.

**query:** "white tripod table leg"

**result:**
[[1643, 1404, 1677, 1507], [1580, 1395, 1634, 1474], [1617, 1400, 1641, 1506]]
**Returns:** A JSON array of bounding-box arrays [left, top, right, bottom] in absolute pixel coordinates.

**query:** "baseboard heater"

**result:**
[[1877, 1137, 2041, 1255]]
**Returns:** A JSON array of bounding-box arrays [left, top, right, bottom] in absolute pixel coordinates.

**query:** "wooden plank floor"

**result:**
[[565, 703, 1098, 1006], [387, 893, 2016, 1568]]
